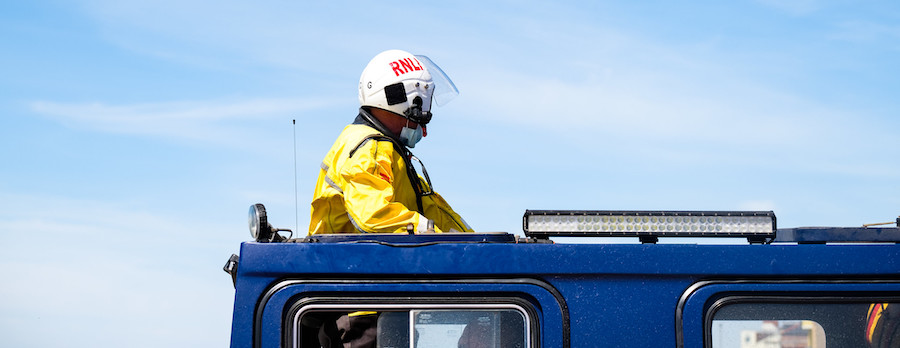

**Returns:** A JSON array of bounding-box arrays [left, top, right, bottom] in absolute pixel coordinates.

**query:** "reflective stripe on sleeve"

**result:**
[[321, 162, 344, 194], [347, 213, 367, 233], [323, 175, 343, 194]]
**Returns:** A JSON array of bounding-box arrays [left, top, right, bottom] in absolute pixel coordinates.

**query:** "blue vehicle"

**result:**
[[225, 206, 900, 347]]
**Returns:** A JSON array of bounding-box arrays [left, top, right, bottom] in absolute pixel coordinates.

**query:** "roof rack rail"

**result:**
[[776, 216, 899, 244], [775, 225, 900, 244]]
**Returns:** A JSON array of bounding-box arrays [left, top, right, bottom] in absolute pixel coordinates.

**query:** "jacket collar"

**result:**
[[355, 107, 401, 143]]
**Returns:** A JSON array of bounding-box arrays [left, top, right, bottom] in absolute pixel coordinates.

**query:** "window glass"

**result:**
[[414, 310, 525, 348], [294, 307, 528, 348], [709, 301, 899, 348], [711, 320, 826, 348]]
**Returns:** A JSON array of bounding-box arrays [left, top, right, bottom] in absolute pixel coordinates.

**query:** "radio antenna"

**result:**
[[293, 119, 298, 234]]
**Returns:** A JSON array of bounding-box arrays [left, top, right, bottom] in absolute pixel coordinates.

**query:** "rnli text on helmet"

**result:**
[[390, 58, 424, 77]]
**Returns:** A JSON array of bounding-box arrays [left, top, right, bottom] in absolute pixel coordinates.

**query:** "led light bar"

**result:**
[[523, 210, 776, 242]]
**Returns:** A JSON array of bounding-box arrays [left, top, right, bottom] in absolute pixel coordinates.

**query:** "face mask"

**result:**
[[399, 124, 424, 148]]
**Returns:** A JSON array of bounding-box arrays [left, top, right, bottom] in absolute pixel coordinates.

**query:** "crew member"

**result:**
[[309, 49, 472, 234]]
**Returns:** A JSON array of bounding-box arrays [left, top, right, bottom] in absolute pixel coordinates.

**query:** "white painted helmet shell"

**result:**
[[358, 50, 458, 124], [358, 50, 433, 119]]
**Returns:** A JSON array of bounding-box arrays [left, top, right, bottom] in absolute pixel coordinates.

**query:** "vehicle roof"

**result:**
[[237, 233, 900, 278]]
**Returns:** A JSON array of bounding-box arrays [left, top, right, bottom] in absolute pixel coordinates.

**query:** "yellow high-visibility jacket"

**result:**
[[309, 118, 472, 234]]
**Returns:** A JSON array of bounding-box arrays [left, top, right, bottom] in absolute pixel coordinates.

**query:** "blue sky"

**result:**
[[2, 1, 899, 346]]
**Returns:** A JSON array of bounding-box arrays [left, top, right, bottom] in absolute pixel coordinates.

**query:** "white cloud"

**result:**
[[437, 18, 900, 178], [0, 192, 235, 266], [79, 0, 378, 70], [30, 97, 343, 145], [463, 59, 832, 148]]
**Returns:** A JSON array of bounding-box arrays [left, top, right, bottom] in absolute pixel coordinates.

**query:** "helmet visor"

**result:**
[[415, 55, 459, 106]]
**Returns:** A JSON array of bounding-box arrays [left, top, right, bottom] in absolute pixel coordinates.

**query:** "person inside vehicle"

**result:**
[[866, 303, 899, 348], [309, 49, 472, 235]]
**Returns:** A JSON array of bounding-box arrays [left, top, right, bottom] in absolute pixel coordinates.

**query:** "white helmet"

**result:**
[[358, 49, 458, 125]]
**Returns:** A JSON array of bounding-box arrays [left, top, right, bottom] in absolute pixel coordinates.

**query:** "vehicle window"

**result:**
[[293, 306, 529, 348], [709, 301, 899, 348]]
